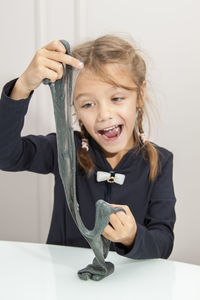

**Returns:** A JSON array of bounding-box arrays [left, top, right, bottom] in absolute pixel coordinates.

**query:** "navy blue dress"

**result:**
[[0, 79, 176, 259]]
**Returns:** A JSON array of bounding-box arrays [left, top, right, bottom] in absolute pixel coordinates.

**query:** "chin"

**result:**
[[100, 143, 127, 155]]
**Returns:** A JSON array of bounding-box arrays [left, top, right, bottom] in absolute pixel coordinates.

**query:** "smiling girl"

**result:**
[[0, 35, 176, 258]]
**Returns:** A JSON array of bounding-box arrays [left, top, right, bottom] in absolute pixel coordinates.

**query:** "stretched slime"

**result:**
[[43, 40, 125, 281]]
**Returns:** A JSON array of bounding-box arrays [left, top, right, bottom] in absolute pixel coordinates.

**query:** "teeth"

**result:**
[[103, 125, 119, 132]]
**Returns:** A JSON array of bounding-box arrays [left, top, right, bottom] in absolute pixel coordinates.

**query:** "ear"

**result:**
[[136, 81, 146, 108]]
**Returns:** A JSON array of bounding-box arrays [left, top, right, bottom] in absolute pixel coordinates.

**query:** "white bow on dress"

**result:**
[[96, 171, 125, 185]]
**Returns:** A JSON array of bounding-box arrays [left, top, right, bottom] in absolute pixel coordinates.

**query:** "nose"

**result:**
[[97, 102, 113, 122]]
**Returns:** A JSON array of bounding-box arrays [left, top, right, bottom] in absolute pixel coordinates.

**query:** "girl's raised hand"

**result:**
[[11, 40, 84, 100], [102, 204, 137, 248]]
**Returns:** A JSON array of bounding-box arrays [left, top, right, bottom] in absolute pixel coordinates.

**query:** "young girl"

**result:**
[[0, 35, 176, 259]]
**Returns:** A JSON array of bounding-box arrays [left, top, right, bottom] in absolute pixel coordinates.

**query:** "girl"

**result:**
[[0, 35, 176, 259]]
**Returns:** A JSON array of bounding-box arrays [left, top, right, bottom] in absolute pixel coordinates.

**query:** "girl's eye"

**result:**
[[112, 97, 124, 102], [82, 102, 94, 108]]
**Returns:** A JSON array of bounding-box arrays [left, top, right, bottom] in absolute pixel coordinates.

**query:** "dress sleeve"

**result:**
[[114, 151, 176, 259], [0, 79, 56, 174]]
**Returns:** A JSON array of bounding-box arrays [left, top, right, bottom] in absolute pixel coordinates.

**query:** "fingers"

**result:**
[[41, 40, 84, 69], [18, 39, 84, 94], [102, 224, 116, 241], [42, 57, 63, 80], [109, 212, 125, 228], [44, 40, 67, 53], [102, 213, 126, 242], [37, 66, 59, 83], [110, 204, 133, 217], [102, 203, 137, 246], [108, 210, 134, 231], [111, 204, 136, 229], [41, 49, 83, 69]]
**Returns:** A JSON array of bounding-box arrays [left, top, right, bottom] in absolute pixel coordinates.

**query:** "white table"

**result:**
[[0, 241, 199, 300]]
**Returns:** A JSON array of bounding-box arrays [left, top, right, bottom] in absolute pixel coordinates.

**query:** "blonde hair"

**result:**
[[72, 34, 159, 182]]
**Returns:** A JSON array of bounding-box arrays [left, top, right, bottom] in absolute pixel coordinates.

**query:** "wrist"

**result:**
[[122, 226, 137, 248], [10, 76, 32, 100], [122, 237, 135, 248]]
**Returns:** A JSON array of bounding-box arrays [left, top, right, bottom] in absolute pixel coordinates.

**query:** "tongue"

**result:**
[[103, 127, 119, 138]]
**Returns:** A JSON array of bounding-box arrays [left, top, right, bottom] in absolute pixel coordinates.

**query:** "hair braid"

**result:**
[[137, 107, 159, 181], [77, 123, 95, 176], [137, 107, 145, 145]]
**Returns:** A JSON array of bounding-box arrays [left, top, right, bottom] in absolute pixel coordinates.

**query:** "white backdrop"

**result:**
[[0, 0, 199, 264]]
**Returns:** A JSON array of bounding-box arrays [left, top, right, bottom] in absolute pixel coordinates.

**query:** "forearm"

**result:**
[[0, 79, 32, 168]]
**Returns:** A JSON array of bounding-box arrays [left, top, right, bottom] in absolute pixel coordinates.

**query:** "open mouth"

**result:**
[[97, 124, 123, 141]]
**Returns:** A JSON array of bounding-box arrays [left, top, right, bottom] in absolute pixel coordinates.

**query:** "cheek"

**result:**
[[74, 106, 89, 125], [123, 104, 137, 126], [128, 114, 137, 131], [79, 114, 94, 133]]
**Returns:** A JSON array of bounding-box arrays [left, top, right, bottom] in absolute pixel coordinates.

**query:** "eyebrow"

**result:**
[[75, 93, 94, 102]]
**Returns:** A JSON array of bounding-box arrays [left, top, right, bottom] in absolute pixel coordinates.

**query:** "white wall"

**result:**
[[0, 0, 199, 264]]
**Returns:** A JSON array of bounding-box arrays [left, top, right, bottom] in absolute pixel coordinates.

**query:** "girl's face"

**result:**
[[73, 63, 145, 159]]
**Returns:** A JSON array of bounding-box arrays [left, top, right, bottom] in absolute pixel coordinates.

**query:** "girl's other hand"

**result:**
[[10, 40, 84, 100], [102, 204, 137, 248]]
